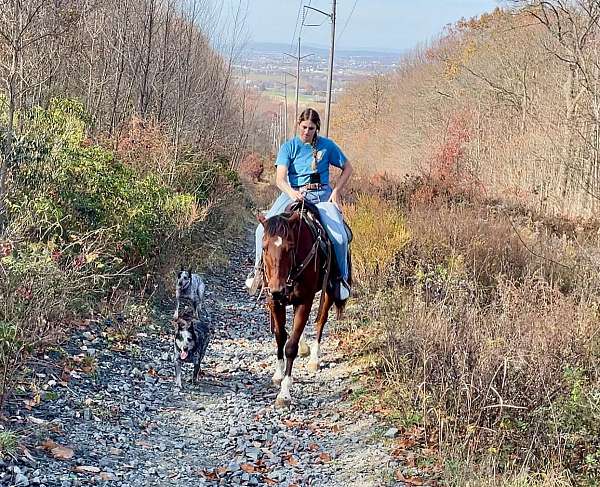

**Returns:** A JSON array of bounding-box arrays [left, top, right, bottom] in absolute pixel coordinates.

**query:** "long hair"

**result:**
[[298, 108, 321, 171]]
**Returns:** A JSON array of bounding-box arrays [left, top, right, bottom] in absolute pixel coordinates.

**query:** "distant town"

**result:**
[[235, 42, 402, 105]]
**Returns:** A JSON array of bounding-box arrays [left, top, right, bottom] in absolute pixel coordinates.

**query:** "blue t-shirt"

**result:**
[[275, 136, 347, 187]]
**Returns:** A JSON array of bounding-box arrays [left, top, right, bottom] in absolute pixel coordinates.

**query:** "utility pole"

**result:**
[[274, 71, 296, 140], [324, 0, 337, 137], [278, 104, 283, 148], [304, 1, 337, 136], [284, 37, 313, 134]]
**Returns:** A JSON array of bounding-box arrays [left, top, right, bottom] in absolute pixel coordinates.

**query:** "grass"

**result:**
[[0, 431, 18, 457], [339, 187, 600, 485]]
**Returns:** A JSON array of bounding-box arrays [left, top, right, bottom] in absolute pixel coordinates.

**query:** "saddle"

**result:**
[[285, 200, 352, 301]]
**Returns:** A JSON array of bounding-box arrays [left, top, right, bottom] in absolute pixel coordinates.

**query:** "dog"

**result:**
[[174, 269, 206, 320], [173, 312, 210, 388]]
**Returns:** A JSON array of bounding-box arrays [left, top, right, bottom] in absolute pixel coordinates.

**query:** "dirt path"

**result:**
[[1, 239, 408, 487]]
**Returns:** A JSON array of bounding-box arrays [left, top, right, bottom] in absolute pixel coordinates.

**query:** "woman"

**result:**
[[246, 107, 353, 298]]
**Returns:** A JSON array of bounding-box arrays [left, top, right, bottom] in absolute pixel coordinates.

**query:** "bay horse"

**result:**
[[258, 205, 346, 408]]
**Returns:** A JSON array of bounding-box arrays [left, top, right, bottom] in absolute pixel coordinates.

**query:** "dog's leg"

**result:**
[[173, 289, 180, 319], [175, 359, 182, 388], [192, 362, 201, 385]]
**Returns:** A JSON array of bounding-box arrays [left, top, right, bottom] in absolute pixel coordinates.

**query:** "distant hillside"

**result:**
[[245, 41, 404, 62]]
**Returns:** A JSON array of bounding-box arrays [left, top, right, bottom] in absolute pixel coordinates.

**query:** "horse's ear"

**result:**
[[257, 213, 267, 227], [288, 212, 300, 223]]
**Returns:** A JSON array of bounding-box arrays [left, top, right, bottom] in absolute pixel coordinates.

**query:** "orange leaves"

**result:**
[[317, 452, 332, 463], [394, 470, 427, 485], [41, 439, 74, 460]]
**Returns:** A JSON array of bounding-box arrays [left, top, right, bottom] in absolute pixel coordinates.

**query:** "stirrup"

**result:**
[[339, 279, 350, 301]]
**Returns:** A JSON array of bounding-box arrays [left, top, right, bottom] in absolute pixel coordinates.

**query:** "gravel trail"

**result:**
[[1, 243, 407, 487]]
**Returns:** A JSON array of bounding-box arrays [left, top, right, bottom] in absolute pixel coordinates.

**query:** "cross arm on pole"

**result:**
[[304, 5, 332, 18], [284, 52, 314, 60]]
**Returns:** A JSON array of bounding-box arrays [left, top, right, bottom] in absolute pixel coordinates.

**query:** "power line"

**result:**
[[290, 0, 304, 52], [337, 0, 359, 42]]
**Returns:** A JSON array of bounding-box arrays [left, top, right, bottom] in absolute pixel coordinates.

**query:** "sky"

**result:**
[[219, 0, 500, 53]]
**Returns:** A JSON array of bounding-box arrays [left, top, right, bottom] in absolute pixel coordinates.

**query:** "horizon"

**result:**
[[219, 0, 500, 53]]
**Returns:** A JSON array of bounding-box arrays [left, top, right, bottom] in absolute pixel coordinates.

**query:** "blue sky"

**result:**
[[219, 0, 499, 52]]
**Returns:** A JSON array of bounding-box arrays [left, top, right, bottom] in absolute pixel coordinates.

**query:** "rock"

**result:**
[[15, 473, 30, 486], [384, 427, 399, 438]]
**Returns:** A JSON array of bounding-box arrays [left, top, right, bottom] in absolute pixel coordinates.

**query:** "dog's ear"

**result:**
[[187, 268, 192, 277]]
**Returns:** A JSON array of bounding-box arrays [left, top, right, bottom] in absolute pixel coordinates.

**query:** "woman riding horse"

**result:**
[[246, 108, 353, 407], [246, 108, 353, 296]]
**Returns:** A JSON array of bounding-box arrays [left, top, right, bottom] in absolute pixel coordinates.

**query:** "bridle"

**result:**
[[263, 205, 322, 305]]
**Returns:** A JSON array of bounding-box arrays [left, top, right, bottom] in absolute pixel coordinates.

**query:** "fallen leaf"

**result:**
[[263, 476, 278, 485], [284, 454, 299, 466], [405, 478, 425, 486], [397, 437, 417, 449], [41, 439, 58, 450], [240, 463, 256, 473], [200, 469, 218, 480], [28, 416, 46, 425], [308, 443, 320, 451], [51, 445, 74, 460], [318, 452, 332, 463], [216, 466, 229, 476], [74, 466, 101, 474], [395, 471, 425, 486]]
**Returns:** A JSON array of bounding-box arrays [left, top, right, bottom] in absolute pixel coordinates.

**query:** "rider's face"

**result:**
[[298, 120, 317, 143]]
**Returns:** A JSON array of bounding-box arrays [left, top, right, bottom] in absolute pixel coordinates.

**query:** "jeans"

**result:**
[[253, 186, 350, 282]]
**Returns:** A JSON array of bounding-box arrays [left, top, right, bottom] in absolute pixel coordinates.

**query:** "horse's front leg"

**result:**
[[308, 290, 335, 372], [270, 302, 287, 386], [276, 302, 311, 408]]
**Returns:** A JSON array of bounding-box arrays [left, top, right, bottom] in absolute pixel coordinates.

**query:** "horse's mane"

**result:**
[[264, 213, 294, 239]]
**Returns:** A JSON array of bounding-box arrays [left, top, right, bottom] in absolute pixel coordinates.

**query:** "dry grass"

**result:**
[[342, 189, 600, 483]]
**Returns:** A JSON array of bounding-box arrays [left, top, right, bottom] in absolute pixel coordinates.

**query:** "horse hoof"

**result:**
[[299, 341, 310, 357], [308, 361, 320, 372], [275, 397, 291, 408]]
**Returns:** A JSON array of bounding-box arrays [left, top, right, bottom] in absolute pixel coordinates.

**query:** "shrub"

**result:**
[[239, 152, 265, 182], [343, 194, 410, 286]]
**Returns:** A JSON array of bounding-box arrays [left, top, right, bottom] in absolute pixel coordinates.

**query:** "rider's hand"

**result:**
[[289, 189, 304, 201], [328, 188, 341, 208]]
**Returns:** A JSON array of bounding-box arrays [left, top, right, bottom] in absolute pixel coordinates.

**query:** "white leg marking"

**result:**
[[276, 375, 293, 406], [299, 334, 310, 357], [308, 341, 320, 371], [272, 359, 285, 385]]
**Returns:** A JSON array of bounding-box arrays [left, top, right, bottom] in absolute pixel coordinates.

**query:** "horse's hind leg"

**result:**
[[308, 291, 335, 372], [271, 303, 287, 386], [297, 304, 310, 357], [276, 303, 310, 408]]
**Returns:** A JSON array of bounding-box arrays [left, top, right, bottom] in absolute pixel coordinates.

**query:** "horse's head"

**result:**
[[259, 211, 301, 303]]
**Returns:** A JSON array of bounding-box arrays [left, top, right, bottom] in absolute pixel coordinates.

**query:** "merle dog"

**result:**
[[174, 269, 205, 320], [173, 313, 210, 388]]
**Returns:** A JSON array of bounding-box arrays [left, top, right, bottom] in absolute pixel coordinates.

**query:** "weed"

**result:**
[[0, 431, 18, 457]]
